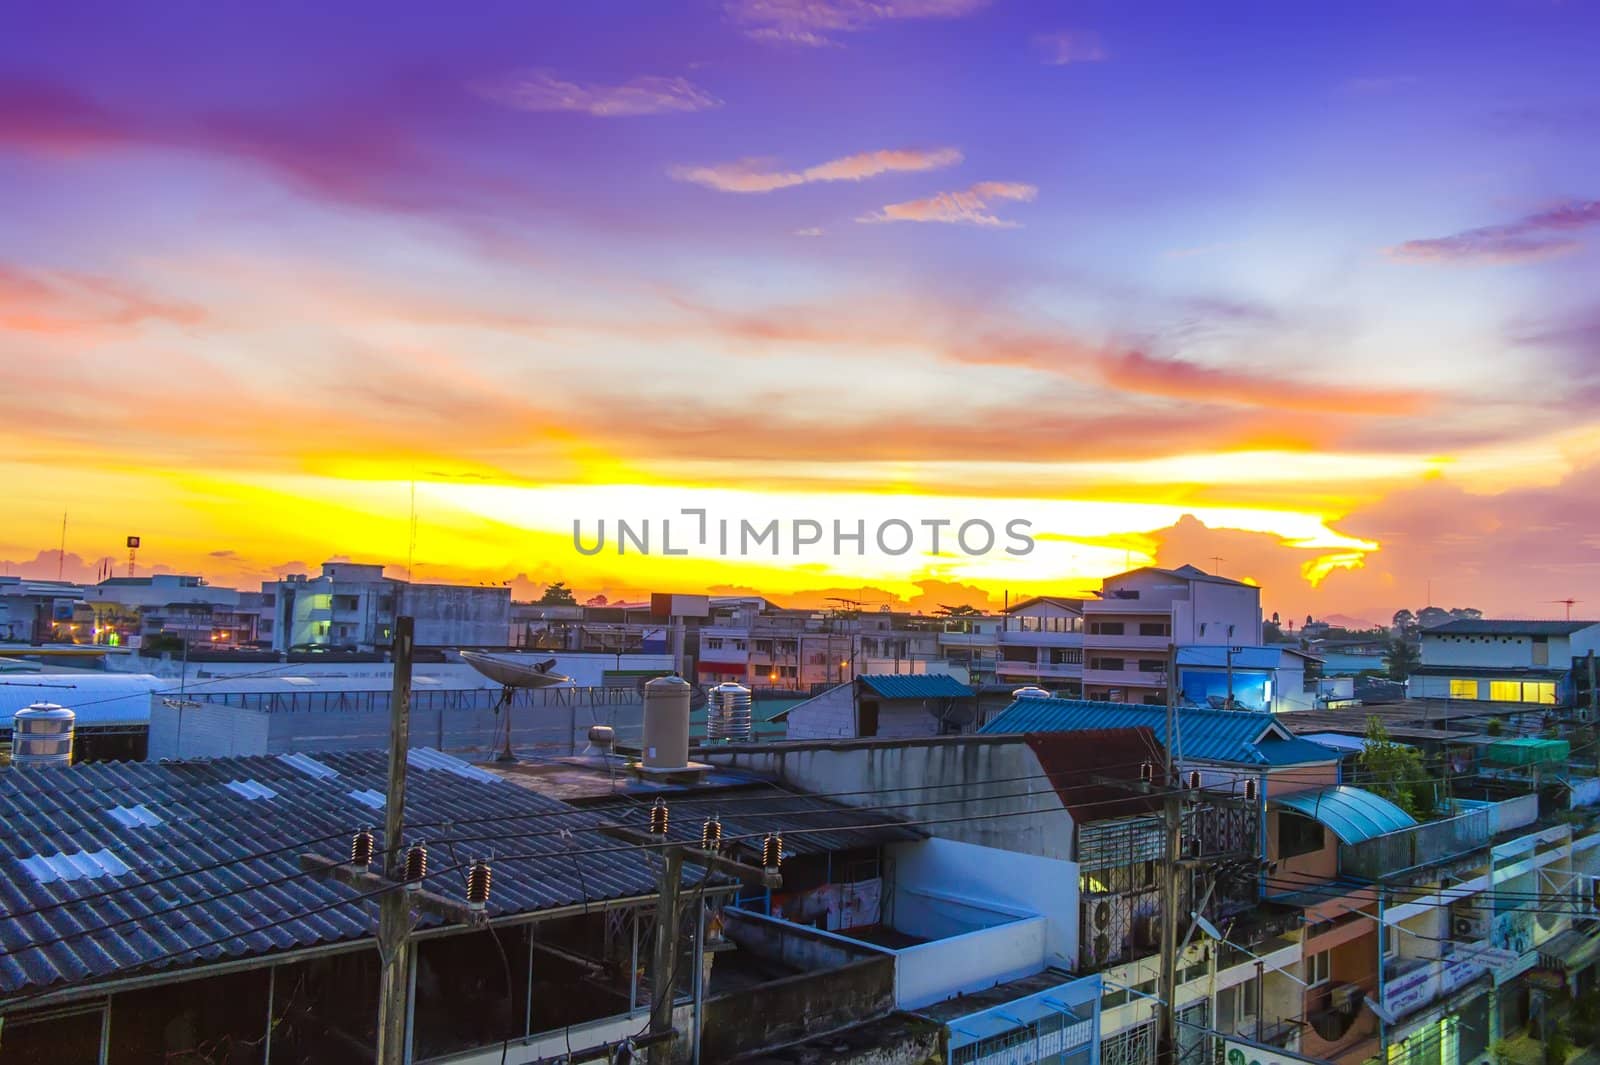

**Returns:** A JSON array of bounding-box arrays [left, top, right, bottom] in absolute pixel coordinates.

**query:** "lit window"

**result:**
[[1489, 681, 1523, 702], [1449, 679, 1478, 699], [1526, 682, 1556, 705]]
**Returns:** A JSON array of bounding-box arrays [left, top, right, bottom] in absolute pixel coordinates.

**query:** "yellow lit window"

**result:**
[[1489, 681, 1522, 702], [1526, 682, 1556, 705], [1449, 679, 1478, 699]]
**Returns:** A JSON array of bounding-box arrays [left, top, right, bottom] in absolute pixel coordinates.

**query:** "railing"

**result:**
[[1340, 806, 1492, 880], [996, 660, 1083, 677]]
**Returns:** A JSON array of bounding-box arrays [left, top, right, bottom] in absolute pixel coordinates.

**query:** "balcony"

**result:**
[[1083, 632, 1172, 652], [1340, 808, 1491, 881], [996, 660, 1084, 679], [1082, 666, 1167, 690], [999, 629, 1084, 649]]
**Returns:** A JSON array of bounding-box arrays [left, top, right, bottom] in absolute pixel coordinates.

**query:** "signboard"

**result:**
[[1451, 943, 1520, 972], [1224, 1039, 1326, 1065], [126, 535, 140, 549]]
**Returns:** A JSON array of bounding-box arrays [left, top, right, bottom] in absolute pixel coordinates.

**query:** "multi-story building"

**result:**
[[1409, 618, 1600, 707], [1081, 565, 1262, 704], [997, 596, 1085, 693], [267, 561, 510, 651]]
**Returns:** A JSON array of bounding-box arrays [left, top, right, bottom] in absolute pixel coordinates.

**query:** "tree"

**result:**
[[1359, 716, 1433, 818], [1385, 636, 1420, 681], [936, 604, 983, 617], [1392, 608, 1416, 635], [538, 581, 577, 605]]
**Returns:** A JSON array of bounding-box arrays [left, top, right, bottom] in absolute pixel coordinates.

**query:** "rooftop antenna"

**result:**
[[1550, 599, 1580, 621], [1210, 556, 1225, 576]]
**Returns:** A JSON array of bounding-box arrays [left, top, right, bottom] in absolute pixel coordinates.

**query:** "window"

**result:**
[[1449, 679, 1479, 699], [1533, 635, 1549, 666], [1090, 621, 1125, 636], [1139, 622, 1171, 637], [1489, 680, 1523, 702], [858, 700, 879, 737], [1308, 949, 1331, 986], [1526, 681, 1556, 705], [1277, 812, 1324, 858], [1091, 657, 1126, 672], [706, 638, 723, 650], [732, 639, 746, 651], [1139, 659, 1166, 674]]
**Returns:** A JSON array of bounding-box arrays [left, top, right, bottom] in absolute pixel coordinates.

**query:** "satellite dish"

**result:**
[[1190, 912, 1223, 941]]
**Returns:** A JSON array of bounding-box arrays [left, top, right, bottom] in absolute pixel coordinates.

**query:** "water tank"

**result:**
[[587, 724, 616, 752], [12, 702, 75, 768], [641, 674, 691, 769], [1012, 686, 1053, 701], [706, 682, 753, 744]]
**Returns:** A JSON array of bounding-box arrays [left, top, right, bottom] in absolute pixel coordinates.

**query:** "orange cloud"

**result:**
[[474, 69, 720, 117], [859, 181, 1037, 227], [0, 266, 204, 334]]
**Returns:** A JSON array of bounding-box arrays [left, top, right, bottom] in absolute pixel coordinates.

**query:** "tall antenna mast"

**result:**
[[57, 510, 67, 581]]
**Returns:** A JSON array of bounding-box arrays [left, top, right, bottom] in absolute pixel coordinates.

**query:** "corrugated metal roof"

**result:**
[[979, 698, 1317, 765], [1271, 785, 1416, 844], [0, 748, 674, 999], [0, 674, 165, 729], [858, 674, 974, 699]]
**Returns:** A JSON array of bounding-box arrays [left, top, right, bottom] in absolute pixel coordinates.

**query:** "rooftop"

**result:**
[[857, 673, 974, 699], [1425, 619, 1598, 636], [1272, 785, 1418, 845], [980, 698, 1336, 766]]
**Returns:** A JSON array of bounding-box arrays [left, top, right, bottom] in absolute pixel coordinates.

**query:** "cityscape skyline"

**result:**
[[4, 1, 1599, 621]]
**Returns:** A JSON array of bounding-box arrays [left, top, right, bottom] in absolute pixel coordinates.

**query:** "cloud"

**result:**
[[0, 265, 205, 335], [794, 227, 825, 237], [858, 180, 1037, 227], [1388, 199, 1600, 265], [1034, 31, 1107, 66], [727, 0, 990, 46], [475, 69, 720, 117], [672, 145, 961, 193]]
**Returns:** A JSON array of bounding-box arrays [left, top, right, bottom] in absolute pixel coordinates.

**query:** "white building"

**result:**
[[1082, 564, 1263, 704], [997, 596, 1085, 693], [266, 561, 510, 651], [1410, 619, 1600, 707]]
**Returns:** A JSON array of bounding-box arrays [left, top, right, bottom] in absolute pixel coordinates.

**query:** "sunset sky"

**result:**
[[3, 1, 1598, 623]]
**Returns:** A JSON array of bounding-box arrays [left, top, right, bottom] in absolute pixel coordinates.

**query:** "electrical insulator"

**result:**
[[1140, 762, 1154, 783], [1187, 769, 1202, 789], [701, 816, 723, 852], [1244, 778, 1259, 803], [649, 798, 669, 836], [466, 859, 492, 911], [404, 842, 428, 891], [351, 827, 375, 869], [762, 832, 783, 870]]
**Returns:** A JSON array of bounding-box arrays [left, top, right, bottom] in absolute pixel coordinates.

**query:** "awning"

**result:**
[[696, 662, 748, 676], [1539, 929, 1600, 973], [1271, 785, 1418, 845]]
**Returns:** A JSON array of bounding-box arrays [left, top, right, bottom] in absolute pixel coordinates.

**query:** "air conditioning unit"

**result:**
[[1330, 982, 1362, 1013], [1453, 917, 1476, 938]]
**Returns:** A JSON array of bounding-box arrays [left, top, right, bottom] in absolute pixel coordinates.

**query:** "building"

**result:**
[[781, 673, 978, 740], [1174, 644, 1322, 713], [997, 596, 1085, 693], [0, 576, 85, 643], [1409, 619, 1600, 708], [1081, 565, 1263, 704], [267, 561, 511, 651]]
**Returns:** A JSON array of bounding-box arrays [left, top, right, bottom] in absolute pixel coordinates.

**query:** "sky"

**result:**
[[2, 1, 1599, 624]]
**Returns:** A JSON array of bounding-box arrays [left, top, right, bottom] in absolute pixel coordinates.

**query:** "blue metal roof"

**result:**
[[858, 673, 973, 699], [1271, 785, 1417, 844], [979, 698, 1332, 765], [1254, 737, 1345, 765]]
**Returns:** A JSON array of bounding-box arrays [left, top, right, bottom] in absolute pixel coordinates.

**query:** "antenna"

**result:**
[[1209, 556, 1225, 576], [58, 510, 67, 581], [1549, 599, 1580, 621]]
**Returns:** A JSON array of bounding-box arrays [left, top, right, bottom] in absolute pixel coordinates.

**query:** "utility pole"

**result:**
[[378, 615, 415, 1065], [598, 820, 782, 1064], [1158, 643, 1182, 1065], [301, 617, 485, 1064]]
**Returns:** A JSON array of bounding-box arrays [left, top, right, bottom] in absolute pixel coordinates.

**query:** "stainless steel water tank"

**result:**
[[706, 682, 753, 743], [641, 674, 691, 769], [1011, 686, 1053, 701], [12, 702, 75, 768]]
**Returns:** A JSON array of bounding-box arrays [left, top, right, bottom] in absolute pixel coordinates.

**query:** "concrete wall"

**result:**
[[705, 737, 1074, 860], [707, 912, 896, 1062], [888, 837, 1079, 966], [895, 915, 1048, 1010], [784, 684, 855, 740]]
